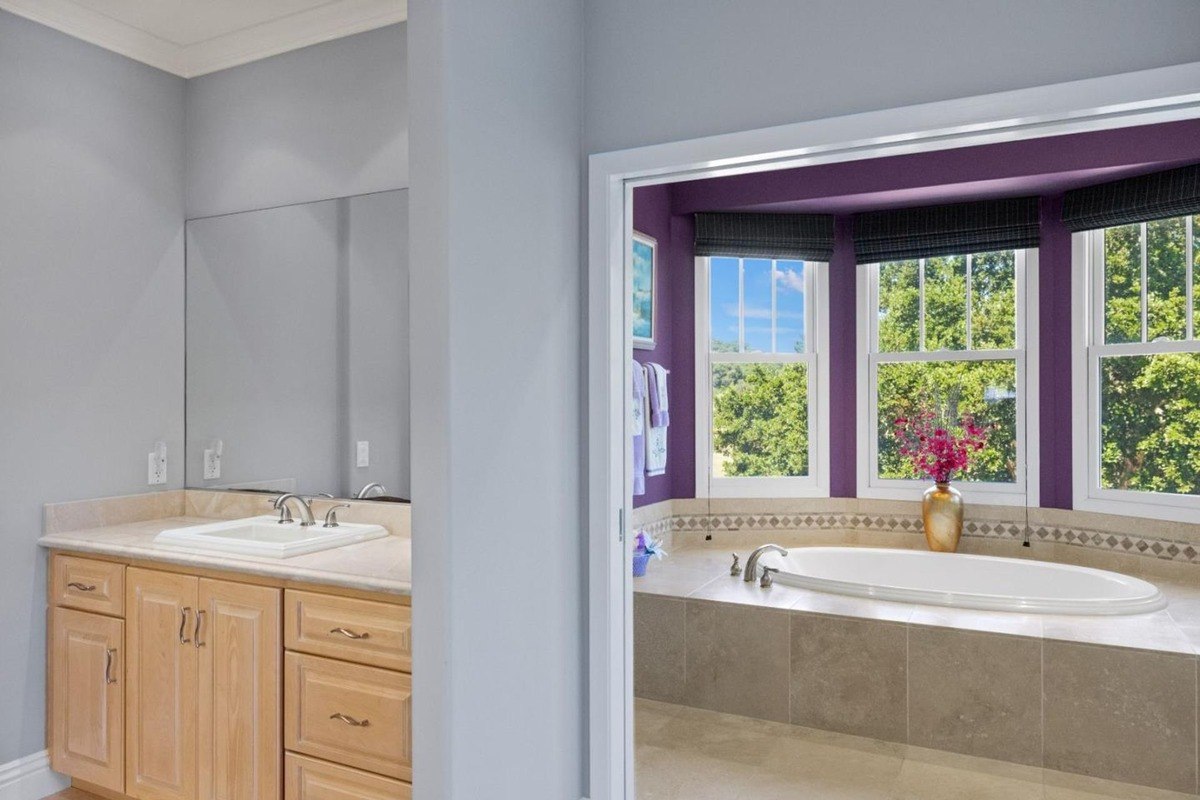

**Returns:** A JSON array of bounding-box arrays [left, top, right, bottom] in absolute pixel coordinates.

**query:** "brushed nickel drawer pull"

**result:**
[[67, 582, 96, 592], [329, 713, 370, 727], [329, 627, 370, 640], [104, 648, 117, 685], [194, 610, 206, 648], [179, 607, 191, 645]]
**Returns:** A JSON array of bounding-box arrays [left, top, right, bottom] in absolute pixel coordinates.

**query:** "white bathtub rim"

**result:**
[[768, 547, 1168, 616]]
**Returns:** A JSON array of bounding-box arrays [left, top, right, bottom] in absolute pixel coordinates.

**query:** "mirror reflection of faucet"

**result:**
[[356, 482, 387, 499]]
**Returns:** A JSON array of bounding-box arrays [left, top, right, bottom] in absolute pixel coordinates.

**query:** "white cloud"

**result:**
[[776, 268, 805, 293]]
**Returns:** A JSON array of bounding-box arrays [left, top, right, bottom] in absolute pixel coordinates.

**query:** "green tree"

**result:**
[[712, 363, 808, 477]]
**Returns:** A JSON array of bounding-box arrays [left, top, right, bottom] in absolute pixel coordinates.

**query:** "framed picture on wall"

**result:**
[[632, 231, 657, 349]]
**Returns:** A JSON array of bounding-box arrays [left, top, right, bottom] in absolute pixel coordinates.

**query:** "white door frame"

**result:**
[[586, 61, 1200, 800]]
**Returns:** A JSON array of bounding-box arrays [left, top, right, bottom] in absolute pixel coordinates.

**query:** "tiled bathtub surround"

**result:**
[[632, 498, 1200, 567], [634, 551, 1200, 794]]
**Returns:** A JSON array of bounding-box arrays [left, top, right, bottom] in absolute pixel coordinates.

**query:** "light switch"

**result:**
[[356, 440, 370, 468]]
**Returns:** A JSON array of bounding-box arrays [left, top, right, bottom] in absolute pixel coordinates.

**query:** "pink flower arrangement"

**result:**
[[893, 410, 990, 484]]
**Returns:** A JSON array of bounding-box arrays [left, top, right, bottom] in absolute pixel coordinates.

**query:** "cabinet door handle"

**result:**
[[179, 607, 191, 645], [329, 713, 370, 727], [194, 610, 206, 648], [329, 627, 370, 640], [104, 648, 117, 685], [67, 582, 96, 592]]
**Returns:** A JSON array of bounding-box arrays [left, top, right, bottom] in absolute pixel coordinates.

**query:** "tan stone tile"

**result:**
[[908, 606, 1043, 638], [634, 594, 686, 704], [1042, 610, 1195, 656], [790, 612, 907, 743], [1043, 640, 1197, 793], [889, 747, 1043, 800], [689, 575, 808, 610], [907, 626, 1043, 765], [1043, 768, 1200, 799], [789, 591, 915, 624], [684, 600, 791, 723]]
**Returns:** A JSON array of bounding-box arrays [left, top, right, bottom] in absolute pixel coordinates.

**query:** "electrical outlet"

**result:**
[[356, 440, 370, 468], [148, 442, 167, 485], [203, 448, 221, 480]]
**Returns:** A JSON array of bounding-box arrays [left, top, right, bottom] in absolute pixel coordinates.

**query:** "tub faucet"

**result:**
[[743, 544, 788, 583], [274, 493, 315, 527]]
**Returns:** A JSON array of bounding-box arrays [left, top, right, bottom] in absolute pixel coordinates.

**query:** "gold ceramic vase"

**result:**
[[922, 482, 963, 552]]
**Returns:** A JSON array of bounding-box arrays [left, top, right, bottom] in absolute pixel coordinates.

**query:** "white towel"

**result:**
[[647, 362, 669, 428], [632, 360, 647, 495], [643, 365, 667, 476]]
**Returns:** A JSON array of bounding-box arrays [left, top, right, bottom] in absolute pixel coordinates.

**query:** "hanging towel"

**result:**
[[644, 364, 667, 477], [631, 360, 647, 496], [646, 362, 670, 428]]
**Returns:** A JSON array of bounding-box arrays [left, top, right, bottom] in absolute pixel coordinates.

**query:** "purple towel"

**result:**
[[646, 362, 669, 428], [631, 360, 647, 496]]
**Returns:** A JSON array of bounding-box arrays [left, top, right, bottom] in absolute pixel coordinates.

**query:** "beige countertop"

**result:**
[[38, 515, 412, 596]]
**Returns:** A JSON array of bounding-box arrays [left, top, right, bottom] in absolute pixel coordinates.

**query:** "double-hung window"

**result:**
[[858, 249, 1038, 504], [1073, 216, 1200, 521], [695, 256, 829, 497]]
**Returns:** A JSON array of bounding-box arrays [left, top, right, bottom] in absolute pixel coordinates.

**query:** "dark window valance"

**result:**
[[1062, 163, 1200, 231], [854, 197, 1041, 263], [694, 212, 835, 261]]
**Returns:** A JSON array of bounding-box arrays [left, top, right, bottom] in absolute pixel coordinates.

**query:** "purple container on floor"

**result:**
[[632, 550, 651, 577]]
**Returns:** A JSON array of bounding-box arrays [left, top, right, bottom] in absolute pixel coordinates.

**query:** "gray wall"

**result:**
[[0, 9, 185, 764], [185, 23, 408, 219], [409, 0, 584, 796], [583, 0, 1200, 153]]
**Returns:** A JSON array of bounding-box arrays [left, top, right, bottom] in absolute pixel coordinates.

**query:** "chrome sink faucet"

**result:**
[[273, 493, 316, 527], [743, 543, 788, 583], [356, 482, 386, 499]]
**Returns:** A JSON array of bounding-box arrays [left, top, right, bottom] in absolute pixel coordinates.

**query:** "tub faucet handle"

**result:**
[[729, 553, 741, 576], [760, 566, 779, 588]]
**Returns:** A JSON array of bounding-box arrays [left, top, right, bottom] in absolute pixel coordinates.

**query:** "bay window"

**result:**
[[858, 249, 1038, 504]]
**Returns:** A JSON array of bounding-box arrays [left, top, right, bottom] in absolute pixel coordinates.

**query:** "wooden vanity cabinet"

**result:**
[[126, 568, 281, 800], [48, 553, 411, 800], [49, 607, 124, 793]]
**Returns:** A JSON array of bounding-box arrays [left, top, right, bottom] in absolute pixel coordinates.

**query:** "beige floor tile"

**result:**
[[1043, 768, 1200, 799], [887, 750, 1044, 800]]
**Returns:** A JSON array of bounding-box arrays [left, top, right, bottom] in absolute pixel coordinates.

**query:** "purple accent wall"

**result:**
[[1038, 196, 1074, 509], [636, 119, 1200, 509], [828, 216, 858, 496], [632, 185, 695, 508]]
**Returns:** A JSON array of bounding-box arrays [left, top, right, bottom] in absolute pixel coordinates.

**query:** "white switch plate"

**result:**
[[148, 444, 167, 485], [203, 448, 221, 480], [356, 441, 369, 468]]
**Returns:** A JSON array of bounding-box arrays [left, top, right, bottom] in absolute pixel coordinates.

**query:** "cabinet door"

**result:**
[[198, 578, 281, 800], [127, 568, 199, 800], [50, 608, 124, 793]]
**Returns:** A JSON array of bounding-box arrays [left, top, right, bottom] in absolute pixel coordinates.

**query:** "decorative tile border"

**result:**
[[632, 508, 1200, 565]]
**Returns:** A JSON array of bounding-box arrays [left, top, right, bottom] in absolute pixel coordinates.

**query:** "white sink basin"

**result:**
[[155, 515, 387, 559]]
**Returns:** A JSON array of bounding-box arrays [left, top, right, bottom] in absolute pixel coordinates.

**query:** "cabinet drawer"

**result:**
[[285, 653, 411, 781], [52, 555, 125, 617], [285, 753, 411, 800], [284, 590, 411, 671]]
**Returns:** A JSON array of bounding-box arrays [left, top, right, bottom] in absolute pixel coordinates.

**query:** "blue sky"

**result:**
[[710, 257, 806, 353]]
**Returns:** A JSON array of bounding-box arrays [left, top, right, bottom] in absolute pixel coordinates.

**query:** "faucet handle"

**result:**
[[272, 501, 294, 525], [729, 553, 741, 576], [324, 504, 351, 528], [759, 566, 779, 588]]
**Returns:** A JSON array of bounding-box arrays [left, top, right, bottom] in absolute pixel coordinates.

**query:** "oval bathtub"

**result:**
[[763, 547, 1166, 615]]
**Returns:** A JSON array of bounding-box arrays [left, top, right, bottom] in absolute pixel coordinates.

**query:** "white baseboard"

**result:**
[[0, 752, 69, 800]]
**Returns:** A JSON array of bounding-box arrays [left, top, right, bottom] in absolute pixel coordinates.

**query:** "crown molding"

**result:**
[[0, 0, 407, 78]]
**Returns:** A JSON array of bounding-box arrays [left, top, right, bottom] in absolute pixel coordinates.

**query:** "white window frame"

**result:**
[[1071, 221, 1200, 523], [694, 256, 830, 498], [856, 250, 1040, 507]]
